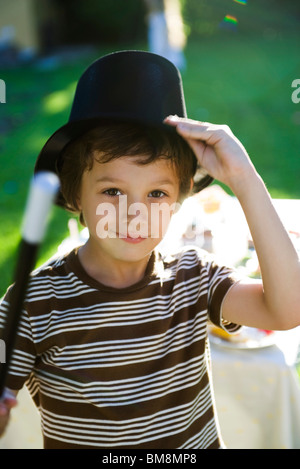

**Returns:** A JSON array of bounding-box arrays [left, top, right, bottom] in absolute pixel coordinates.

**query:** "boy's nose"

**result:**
[[118, 198, 149, 234], [127, 202, 148, 222], [119, 197, 148, 220]]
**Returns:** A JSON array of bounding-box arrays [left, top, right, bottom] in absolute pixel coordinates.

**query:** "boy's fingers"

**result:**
[[3, 397, 17, 408], [0, 399, 17, 419], [0, 389, 17, 437], [0, 402, 10, 416], [2, 388, 16, 399], [164, 116, 229, 144], [0, 389, 18, 410], [164, 115, 207, 125], [164, 115, 205, 124]]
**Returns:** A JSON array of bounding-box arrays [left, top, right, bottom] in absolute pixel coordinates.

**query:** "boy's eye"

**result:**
[[149, 190, 167, 198], [103, 188, 122, 196]]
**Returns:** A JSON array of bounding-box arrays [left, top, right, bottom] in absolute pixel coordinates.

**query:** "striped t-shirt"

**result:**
[[0, 246, 240, 449]]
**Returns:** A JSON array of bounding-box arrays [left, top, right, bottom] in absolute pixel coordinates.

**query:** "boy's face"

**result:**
[[78, 155, 180, 263]]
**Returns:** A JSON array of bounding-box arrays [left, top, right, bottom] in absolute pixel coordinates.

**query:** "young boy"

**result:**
[[0, 51, 300, 449]]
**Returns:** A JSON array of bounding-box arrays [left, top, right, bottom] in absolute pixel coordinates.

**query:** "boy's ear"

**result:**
[[76, 195, 82, 211], [176, 178, 194, 206], [172, 202, 182, 215]]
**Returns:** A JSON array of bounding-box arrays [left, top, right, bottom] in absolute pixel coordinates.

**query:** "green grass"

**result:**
[[182, 33, 300, 197], [0, 31, 299, 297], [0, 50, 102, 296]]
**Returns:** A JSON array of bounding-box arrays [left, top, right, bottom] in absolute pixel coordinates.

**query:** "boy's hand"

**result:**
[[164, 116, 257, 194], [0, 388, 18, 437]]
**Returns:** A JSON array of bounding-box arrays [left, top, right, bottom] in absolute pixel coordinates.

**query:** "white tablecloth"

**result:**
[[211, 328, 300, 449], [0, 386, 43, 449]]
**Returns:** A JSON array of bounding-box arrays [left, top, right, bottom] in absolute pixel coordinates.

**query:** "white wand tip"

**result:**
[[22, 171, 60, 244]]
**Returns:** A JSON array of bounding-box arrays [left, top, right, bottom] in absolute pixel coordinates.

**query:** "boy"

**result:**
[[0, 51, 300, 449]]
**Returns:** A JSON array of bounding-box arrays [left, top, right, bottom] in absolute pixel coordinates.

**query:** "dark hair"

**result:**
[[58, 121, 200, 224]]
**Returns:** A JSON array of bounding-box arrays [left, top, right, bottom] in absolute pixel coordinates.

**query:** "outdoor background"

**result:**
[[0, 0, 299, 299]]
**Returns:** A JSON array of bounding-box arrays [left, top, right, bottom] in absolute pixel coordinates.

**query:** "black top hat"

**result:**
[[35, 50, 213, 205]]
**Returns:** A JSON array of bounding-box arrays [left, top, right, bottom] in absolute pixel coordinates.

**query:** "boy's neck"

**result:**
[[77, 241, 153, 289]]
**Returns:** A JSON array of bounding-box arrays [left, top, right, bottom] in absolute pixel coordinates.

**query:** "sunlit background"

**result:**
[[0, 0, 299, 296]]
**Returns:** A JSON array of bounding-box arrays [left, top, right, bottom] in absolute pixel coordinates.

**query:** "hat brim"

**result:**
[[35, 116, 213, 208]]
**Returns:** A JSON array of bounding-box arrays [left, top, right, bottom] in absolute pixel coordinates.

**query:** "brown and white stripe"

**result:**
[[0, 246, 240, 448]]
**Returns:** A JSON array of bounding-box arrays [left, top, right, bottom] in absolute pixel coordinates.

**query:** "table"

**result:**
[[210, 327, 300, 449]]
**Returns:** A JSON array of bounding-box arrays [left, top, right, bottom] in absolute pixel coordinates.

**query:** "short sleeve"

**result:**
[[0, 285, 36, 390], [205, 257, 242, 334]]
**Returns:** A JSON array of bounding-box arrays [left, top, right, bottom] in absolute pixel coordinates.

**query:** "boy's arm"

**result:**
[[221, 173, 300, 330], [165, 116, 300, 330], [0, 388, 18, 437]]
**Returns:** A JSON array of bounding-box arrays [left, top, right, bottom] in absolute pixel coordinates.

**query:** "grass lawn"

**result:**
[[0, 32, 299, 297]]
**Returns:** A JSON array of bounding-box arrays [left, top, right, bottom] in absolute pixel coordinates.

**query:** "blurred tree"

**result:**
[[58, 0, 147, 45], [33, 0, 300, 51], [143, 0, 187, 69]]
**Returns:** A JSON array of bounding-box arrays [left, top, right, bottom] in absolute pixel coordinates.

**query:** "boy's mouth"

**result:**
[[117, 233, 148, 243]]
